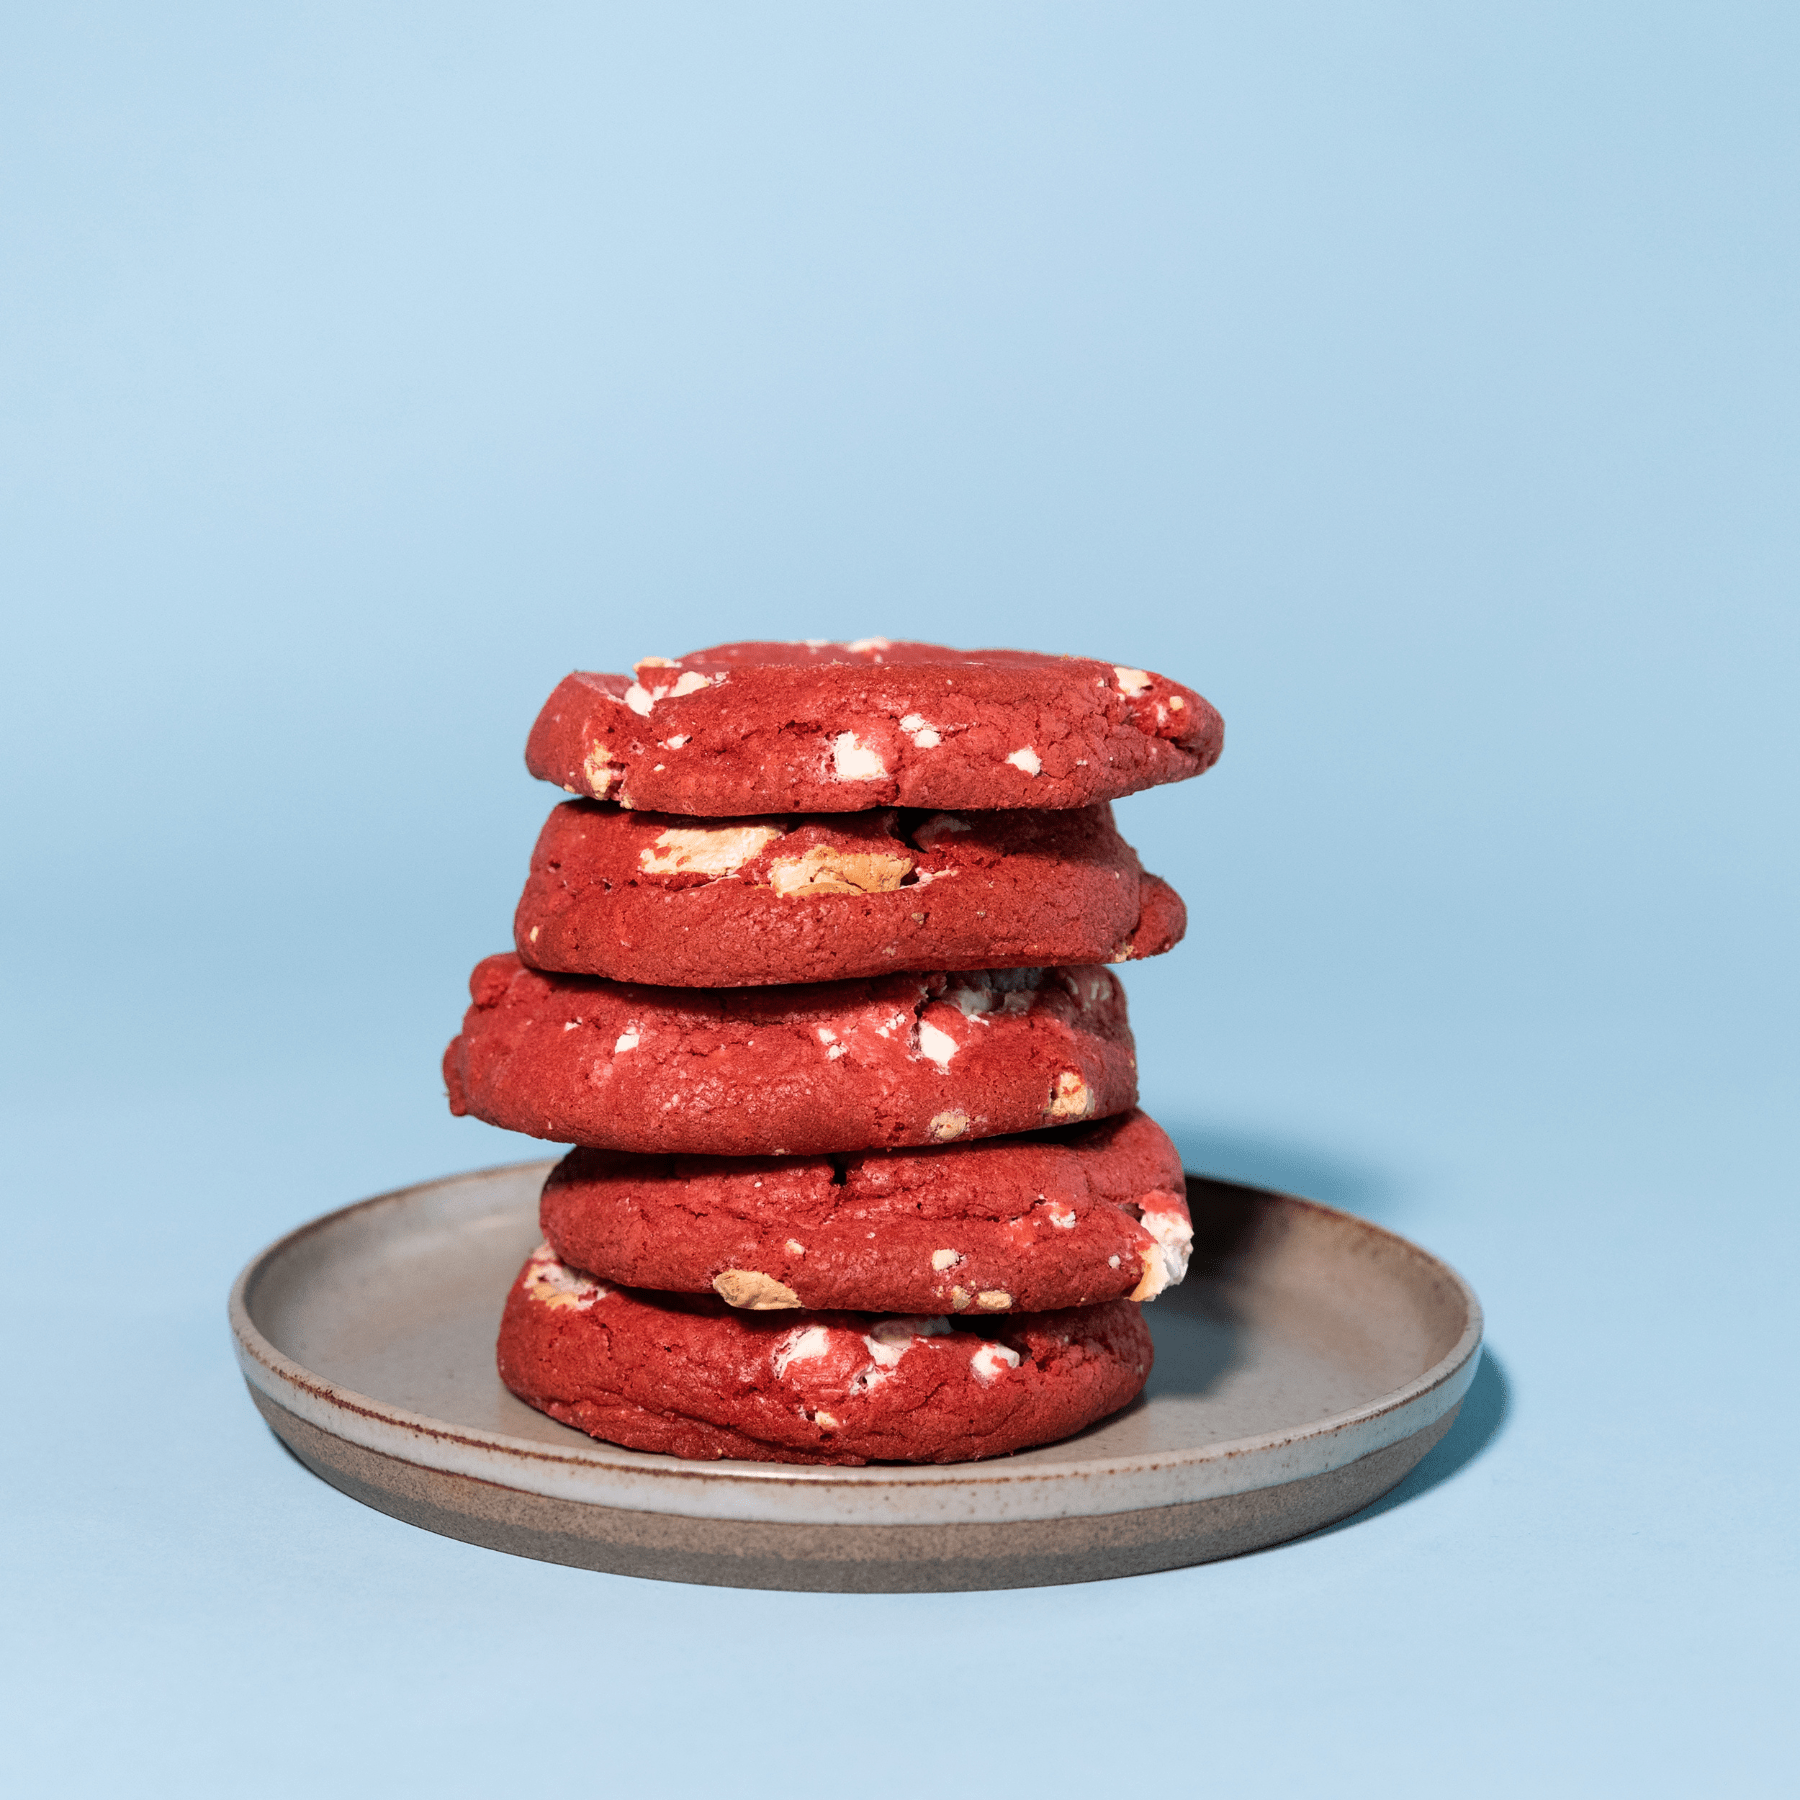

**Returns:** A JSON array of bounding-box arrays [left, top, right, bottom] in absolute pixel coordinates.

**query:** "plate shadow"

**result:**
[[1294, 1346, 1512, 1543]]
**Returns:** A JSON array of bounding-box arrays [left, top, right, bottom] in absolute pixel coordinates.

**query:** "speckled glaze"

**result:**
[[229, 1160, 1482, 1591]]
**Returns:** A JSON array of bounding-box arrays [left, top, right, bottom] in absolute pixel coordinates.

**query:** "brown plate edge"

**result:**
[[248, 1384, 1463, 1593]]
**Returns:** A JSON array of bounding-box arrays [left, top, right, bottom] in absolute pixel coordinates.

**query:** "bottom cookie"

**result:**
[[498, 1244, 1152, 1466]]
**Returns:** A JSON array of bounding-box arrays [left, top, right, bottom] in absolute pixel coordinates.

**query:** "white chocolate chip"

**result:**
[[831, 731, 887, 782], [1047, 1205, 1078, 1230], [845, 637, 890, 654], [970, 1342, 1021, 1384], [1046, 1071, 1094, 1120], [928, 1109, 970, 1142], [976, 1289, 1012, 1311], [931, 1249, 963, 1271], [1112, 666, 1153, 696], [582, 744, 619, 796], [523, 1245, 609, 1311], [773, 1324, 833, 1376], [917, 1021, 959, 1069], [613, 1029, 640, 1053], [1005, 747, 1042, 776]]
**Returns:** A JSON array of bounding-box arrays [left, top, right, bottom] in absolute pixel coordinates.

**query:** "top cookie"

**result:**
[[526, 639, 1223, 816]]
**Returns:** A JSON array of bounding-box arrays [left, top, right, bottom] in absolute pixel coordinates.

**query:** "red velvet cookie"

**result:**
[[525, 639, 1222, 816], [497, 1243, 1153, 1465], [540, 1109, 1193, 1314], [514, 800, 1186, 986], [444, 954, 1137, 1155]]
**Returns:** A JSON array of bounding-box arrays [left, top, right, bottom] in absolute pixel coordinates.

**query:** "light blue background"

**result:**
[[4, 5, 1795, 1795]]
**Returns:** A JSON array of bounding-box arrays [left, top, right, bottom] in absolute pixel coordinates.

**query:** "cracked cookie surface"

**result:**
[[444, 953, 1137, 1155], [514, 799, 1186, 985], [525, 639, 1222, 816], [497, 1242, 1154, 1465], [540, 1108, 1193, 1313]]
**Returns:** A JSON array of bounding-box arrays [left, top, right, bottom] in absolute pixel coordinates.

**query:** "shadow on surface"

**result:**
[[1165, 1123, 1405, 1222], [1298, 1347, 1512, 1543]]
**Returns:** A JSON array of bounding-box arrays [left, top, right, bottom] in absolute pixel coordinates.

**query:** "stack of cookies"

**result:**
[[444, 639, 1224, 1466]]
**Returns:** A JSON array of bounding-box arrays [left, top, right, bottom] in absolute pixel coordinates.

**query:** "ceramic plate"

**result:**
[[230, 1160, 1481, 1591]]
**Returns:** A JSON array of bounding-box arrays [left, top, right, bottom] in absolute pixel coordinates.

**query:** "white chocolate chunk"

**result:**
[[713, 1269, 802, 1309], [768, 844, 912, 896], [970, 1342, 1021, 1384], [917, 1021, 959, 1069], [639, 824, 780, 877], [928, 1109, 970, 1142], [1128, 1197, 1195, 1301], [845, 636, 891, 654], [1046, 1071, 1094, 1119], [897, 713, 942, 748], [862, 1334, 909, 1370], [1005, 746, 1042, 775], [1112, 666, 1152, 696], [976, 1289, 1013, 1310], [931, 1249, 963, 1271], [613, 1030, 640, 1053]]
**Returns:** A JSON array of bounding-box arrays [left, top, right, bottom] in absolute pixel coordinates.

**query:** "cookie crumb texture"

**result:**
[[525, 641, 1222, 817], [498, 1244, 1154, 1465], [445, 954, 1137, 1155], [540, 1109, 1193, 1313], [514, 800, 1186, 985]]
